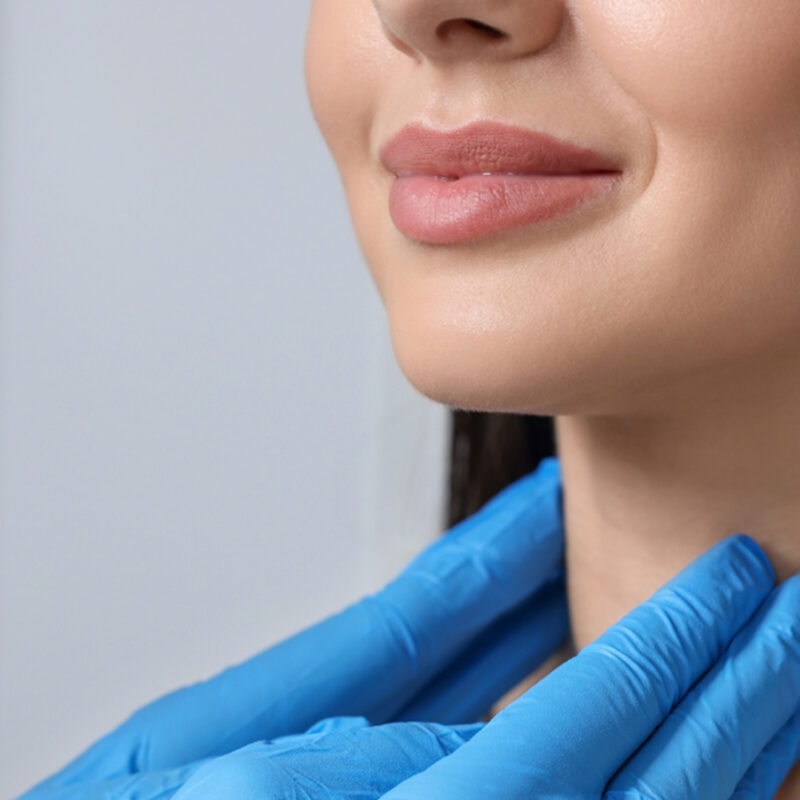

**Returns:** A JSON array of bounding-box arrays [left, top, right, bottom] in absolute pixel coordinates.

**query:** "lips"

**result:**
[[378, 120, 623, 244], [379, 120, 621, 178]]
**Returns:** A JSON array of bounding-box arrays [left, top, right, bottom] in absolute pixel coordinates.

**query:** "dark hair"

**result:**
[[446, 411, 557, 529]]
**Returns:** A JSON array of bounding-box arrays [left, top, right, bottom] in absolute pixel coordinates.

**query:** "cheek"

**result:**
[[305, 0, 387, 177], [579, 0, 800, 129], [305, 0, 404, 301], [577, 0, 800, 362]]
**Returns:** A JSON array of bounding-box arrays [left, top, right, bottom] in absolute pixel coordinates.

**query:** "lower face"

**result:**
[[305, 1, 800, 417]]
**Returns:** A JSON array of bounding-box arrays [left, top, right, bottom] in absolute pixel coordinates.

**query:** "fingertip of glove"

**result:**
[[729, 533, 776, 586], [536, 456, 561, 478], [473, 455, 561, 519], [512, 456, 562, 499]]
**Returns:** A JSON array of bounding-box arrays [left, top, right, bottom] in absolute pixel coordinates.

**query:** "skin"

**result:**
[[305, 2, 800, 795]]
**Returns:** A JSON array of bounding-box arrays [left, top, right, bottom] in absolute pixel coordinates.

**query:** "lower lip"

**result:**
[[388, 172, 621, 245]]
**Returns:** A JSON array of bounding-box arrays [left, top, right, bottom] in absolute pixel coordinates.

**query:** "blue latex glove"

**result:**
[[170, 534, 800, 800], [17, 456, 569, 799]]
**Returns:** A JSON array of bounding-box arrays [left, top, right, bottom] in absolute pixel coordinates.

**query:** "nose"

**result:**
[[372, 0, 565, 64]]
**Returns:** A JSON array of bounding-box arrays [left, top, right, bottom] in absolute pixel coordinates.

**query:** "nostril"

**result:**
[[436, 18, 508, 42], [463, 18, 506, 37]]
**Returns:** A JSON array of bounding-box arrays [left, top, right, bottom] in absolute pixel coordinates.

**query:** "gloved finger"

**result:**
[[170, 718, 485, 800], [394, 568, 568, 724], [377, 534, 775, 800], [605, 574, 800, 800], [40, 457, 563, 783], [16, 717, 479, 800], [730, 705, 800, 799]]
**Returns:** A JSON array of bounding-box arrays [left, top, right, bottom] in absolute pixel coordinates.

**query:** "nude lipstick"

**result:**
[[379, 121, 623, 245]]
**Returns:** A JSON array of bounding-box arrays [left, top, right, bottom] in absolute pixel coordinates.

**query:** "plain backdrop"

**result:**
[[0, 3, 451, 797]]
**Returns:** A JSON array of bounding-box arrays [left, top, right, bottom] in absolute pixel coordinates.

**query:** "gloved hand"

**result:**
[[17, 456, 569, 799], [170, 533, 800, 800]]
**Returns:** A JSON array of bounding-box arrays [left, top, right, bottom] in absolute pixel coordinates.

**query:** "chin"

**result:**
[[386, 314, 597, 417], [384, 303, 689, 419]]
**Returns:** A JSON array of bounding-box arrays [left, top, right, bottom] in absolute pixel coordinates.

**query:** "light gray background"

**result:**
[[0, 3, 450, 797]]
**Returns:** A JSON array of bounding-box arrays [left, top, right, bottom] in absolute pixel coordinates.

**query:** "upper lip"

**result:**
[[379, 120, 622, 178]]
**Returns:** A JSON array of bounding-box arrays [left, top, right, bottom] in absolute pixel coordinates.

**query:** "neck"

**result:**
[[553, 352, 800, 651]]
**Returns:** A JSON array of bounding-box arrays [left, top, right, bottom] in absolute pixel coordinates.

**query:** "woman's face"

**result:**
[[305, 1, 800, 416]]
